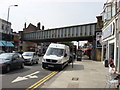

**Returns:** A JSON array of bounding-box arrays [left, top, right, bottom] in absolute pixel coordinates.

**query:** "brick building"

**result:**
[[22, 22, 41, 51]]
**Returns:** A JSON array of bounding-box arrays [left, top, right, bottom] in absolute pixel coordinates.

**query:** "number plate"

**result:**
[[48, 65, 54, 67]]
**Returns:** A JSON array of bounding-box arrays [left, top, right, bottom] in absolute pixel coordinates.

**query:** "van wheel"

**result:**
[[60, 64, 64, 70], [42, 65, 46, 69], [30, 61, 33, 65], [36, 61, 38, 64]]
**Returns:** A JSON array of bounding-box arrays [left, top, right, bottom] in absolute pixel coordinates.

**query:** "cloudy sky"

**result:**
[[0, 0, 106, 32]]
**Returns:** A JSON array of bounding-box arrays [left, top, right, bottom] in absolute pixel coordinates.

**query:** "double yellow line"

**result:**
[[26, 71, 58, 90]]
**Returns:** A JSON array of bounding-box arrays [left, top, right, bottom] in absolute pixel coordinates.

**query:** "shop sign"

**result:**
[[103, 24, 112, 39], [96, 32, 102, 48]]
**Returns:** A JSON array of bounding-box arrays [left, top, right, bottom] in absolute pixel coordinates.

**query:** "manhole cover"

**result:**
[[72, 77, 79, 81]]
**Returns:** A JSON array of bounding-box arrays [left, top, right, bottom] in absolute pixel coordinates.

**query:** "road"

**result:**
[[1, 57, 59, 89]]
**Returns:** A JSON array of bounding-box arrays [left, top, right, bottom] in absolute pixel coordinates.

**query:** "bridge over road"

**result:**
[[23, 23, 97, 43], [22, 22, 102, 61]]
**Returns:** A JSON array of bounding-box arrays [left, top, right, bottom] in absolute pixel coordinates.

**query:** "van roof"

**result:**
[[49, 43, 66, 49]]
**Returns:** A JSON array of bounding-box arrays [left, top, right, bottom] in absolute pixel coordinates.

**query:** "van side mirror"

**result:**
[[64, 53, 67, 57]]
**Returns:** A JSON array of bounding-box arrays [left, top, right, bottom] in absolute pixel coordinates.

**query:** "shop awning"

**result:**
[[0, 40, 14, 47], [0, 41, 4, 46]]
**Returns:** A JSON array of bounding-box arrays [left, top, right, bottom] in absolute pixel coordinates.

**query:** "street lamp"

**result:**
[[7, 5, 18, 24], [5, 4, 18, 52]]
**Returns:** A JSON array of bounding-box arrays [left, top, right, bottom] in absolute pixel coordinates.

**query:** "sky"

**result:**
[[0, 0, 106, 33]]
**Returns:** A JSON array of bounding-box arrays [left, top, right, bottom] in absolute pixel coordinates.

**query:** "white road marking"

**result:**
[[12, 71, 40, 83]]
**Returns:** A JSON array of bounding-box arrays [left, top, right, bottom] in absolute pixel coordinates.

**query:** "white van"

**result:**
[[42, 43, 70, 70]]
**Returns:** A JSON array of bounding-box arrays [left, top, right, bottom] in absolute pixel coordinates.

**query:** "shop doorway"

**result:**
[[109, 43, 114, 63]]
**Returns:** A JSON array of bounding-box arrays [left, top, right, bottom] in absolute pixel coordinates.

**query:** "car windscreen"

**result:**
[[0, 53, 12, 60], [22, 52, 33, 56], [46, 48, 64, 57]]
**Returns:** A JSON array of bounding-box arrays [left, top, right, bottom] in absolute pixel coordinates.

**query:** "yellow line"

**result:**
[[26, 71, 56, 89], [32, 71, 58, 89], [26, 71, 58, 90]]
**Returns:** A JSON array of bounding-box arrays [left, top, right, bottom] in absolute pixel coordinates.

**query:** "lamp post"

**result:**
[[5, 5, 18, 52], [7, 5, 18, 25]]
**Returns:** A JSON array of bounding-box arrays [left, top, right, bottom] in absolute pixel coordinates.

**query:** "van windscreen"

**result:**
[[46, 48, 64, 57]]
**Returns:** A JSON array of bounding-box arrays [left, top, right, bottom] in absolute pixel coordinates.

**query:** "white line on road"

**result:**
[[11, 71, 40, 83]]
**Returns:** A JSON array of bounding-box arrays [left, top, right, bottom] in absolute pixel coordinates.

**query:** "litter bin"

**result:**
[[104, 60, 108, 67]]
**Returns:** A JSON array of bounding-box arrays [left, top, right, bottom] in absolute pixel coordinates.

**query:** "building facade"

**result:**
[[117, 0, 120, 71], [22, 22, 41, 51], [0, 18, 14, 52], [0, 18, 12, 34], [101, 0, 119, 68]]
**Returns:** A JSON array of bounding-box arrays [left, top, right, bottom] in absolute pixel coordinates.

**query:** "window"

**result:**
[[18, 54, 23, 58], [103, 4, 112, 22], [2, 24, 4, 30], [112, 2, 115, 17], [13, 54, 19, 59], [107, 6, 111, 20], [46, 48, 64, 57], [6, 25, 8, 31]]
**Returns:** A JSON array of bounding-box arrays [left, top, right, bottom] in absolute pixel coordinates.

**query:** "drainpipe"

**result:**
[[118, 30, 120, 89], [118, 31, 120, 72], [118, 1, 120, 88]]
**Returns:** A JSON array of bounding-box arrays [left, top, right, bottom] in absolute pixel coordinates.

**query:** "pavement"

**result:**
[[41, 57, 109, 88]]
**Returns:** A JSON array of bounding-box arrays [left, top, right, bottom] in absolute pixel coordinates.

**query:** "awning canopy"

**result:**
[[0, 41, 4, 46], [0, 40, 14, 47]]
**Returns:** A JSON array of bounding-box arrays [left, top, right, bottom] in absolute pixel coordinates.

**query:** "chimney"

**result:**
[[24, 22, 26, 29], [96, 16, 103, 30], [37, 22, 41, 30], [42, 25, 44, 30]]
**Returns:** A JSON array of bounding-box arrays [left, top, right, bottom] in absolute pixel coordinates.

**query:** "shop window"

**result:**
[[109, 43, 114, 60]]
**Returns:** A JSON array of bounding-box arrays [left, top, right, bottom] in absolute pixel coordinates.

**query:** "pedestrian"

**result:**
[[109, 63, 118, 80], [109, 58, 114, 64], [77, 49, 82, 61], [109, 63, 120, 88]]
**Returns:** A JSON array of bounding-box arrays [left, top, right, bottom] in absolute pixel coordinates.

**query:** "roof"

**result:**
[[49, 43, 66, 49], [106, 0, 114, 3]]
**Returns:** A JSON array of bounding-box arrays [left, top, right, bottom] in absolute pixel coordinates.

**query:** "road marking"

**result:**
[[12, 71, 40, 83], [32, 72, 58, 89], [26, 71, 58, 90], [26, 71, 57, 89]]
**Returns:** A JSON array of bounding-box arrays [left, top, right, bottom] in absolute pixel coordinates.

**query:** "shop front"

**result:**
[[0, 40, 14, 52], [102, 20, 118, 67]]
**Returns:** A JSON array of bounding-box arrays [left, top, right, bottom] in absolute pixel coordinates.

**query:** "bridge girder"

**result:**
[[24, 36, 95, 43]]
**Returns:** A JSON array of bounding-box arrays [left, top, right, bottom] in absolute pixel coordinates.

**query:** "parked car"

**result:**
[[0, 50, 5, 54], [22, 52, 39, 65], [0, 53, 24, 73], [13, 51, 23, 54]]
